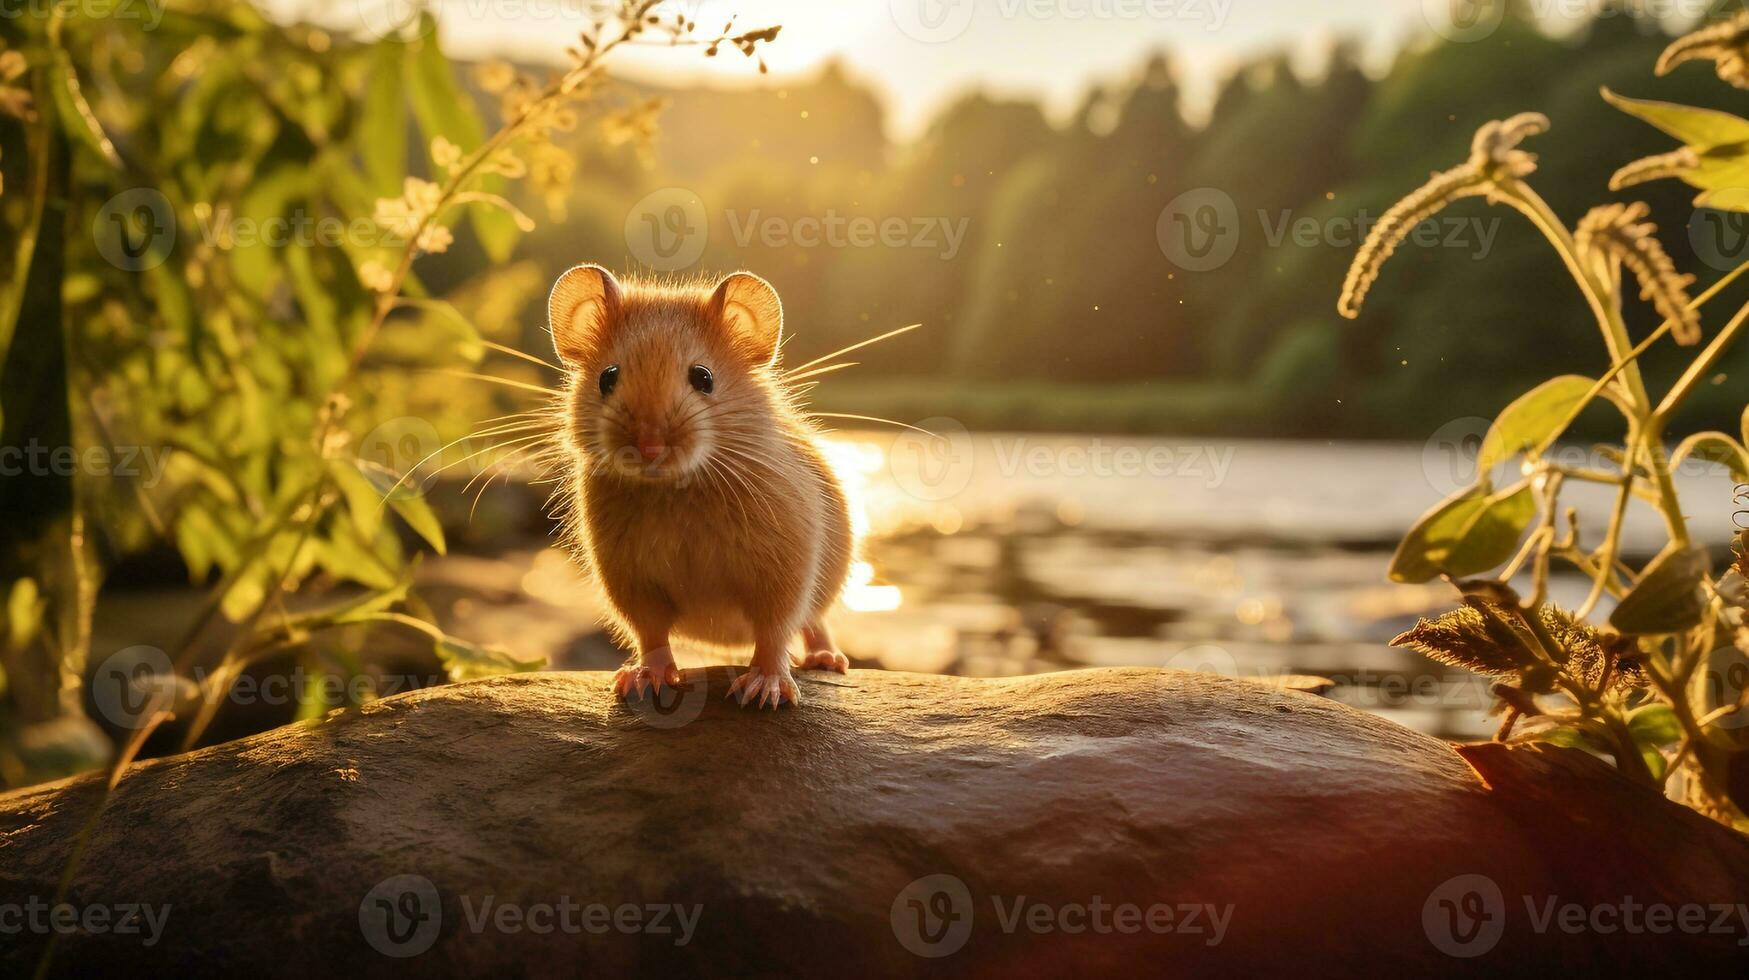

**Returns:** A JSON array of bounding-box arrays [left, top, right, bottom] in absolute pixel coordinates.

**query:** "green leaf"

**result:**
[[435, 635, 545, 682], [1389, 482, 1535, 584], [405, 17, 485, 154], [404, 16, 520, 262], [1683, 150, 1749, 193], [330, 459, 386, 540], [1694, 186, 1749, 212], [1671, 431, 1749, 483], [1627, 703, 1682, 746], [46, 39, 122, 168], [351, 460, 447, 554], [1522, 724, 1608, 753], [362, 38, 409, 199], [1443, 483, 1538, 578], [229, 165, 309, 298], [1391, 489, 1490, 584], [469, 199, 522, 264], [173, 503, 235, 582], [295, 665, 333, 722], [301, 572, 416, 631], [390, 492, 446, 556], [6, 577, 43, 652], [314, 531, 400, 591], [1603, 88, 1749, 149], [1476, 376, 1607, 475], [397, 297, 485, 363], [1642, 745, 1669, 783], [1610, 547, 1711, 635]]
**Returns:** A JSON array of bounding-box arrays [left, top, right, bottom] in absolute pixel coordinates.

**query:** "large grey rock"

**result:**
[[2, 667, 1747, 977]]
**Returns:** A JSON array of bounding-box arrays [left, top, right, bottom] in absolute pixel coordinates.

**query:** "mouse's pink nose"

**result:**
[[636, 426, 667, 462]]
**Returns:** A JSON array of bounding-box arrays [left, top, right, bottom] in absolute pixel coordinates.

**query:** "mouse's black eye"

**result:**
[[598, 365, 619, 397], [688, 364, 714, 394]]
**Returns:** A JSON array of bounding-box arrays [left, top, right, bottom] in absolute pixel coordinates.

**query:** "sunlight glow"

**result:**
[[841, 560, 902, 614], [817, 436, 904, 613]]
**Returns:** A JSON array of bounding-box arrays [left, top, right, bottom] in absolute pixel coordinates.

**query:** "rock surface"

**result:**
[[3, 667, 1748, 977]]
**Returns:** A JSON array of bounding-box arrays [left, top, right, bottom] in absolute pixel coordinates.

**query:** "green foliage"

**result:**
[[1609, 547, 1709, 635], [436, 636, 545, 683], [0, 2, 777, 788], [1355, 12, 1749, 828], [1476, 376, 1625, 476]]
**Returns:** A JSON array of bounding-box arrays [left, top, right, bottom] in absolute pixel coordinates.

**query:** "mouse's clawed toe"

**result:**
[[727, 666, 800, 709], [791, 649, 849, 673], [613, 660, 680, 701]]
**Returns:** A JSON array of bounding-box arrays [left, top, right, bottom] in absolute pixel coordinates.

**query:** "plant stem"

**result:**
[[1503, 183, 1696, 549], [1653, 295, 1749, 427], [1500, 183, 1652, 413]]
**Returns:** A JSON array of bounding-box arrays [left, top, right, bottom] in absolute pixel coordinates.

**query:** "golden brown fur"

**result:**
[[549, 265, 853, 707]]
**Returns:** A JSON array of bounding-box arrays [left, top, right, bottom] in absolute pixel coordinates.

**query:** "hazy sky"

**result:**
[[295, 1, 1704, 139]]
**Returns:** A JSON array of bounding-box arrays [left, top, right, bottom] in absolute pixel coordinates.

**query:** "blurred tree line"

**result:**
[[492, 0, 1749, 438]]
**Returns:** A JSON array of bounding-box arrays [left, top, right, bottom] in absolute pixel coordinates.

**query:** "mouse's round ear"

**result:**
[[549, 264, 622, 364], [709, 271, 782, 366]]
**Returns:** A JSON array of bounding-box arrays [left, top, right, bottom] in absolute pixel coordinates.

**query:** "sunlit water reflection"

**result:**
[[447, 431, 1744, 741], [99, 432, 1742, 744], [807, 431, 1741, 740]]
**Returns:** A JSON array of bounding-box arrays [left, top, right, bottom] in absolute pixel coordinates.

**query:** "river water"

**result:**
[[419, 431, 1745, 741]]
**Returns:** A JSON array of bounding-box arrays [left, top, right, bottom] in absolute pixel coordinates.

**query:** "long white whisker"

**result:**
[[783, 323, 920, 377], [809, 412, 936, 436], [435, 369, 563, 396], [482, 339, 563, 372]]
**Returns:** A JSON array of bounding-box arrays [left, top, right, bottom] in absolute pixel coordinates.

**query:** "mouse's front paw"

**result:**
[[727, 666, 799, 709], [613, 662, 681, 700]]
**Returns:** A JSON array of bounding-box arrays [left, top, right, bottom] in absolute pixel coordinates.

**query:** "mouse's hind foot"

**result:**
[[791, 649, 848, 672], [793, 620, 849, 673]]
